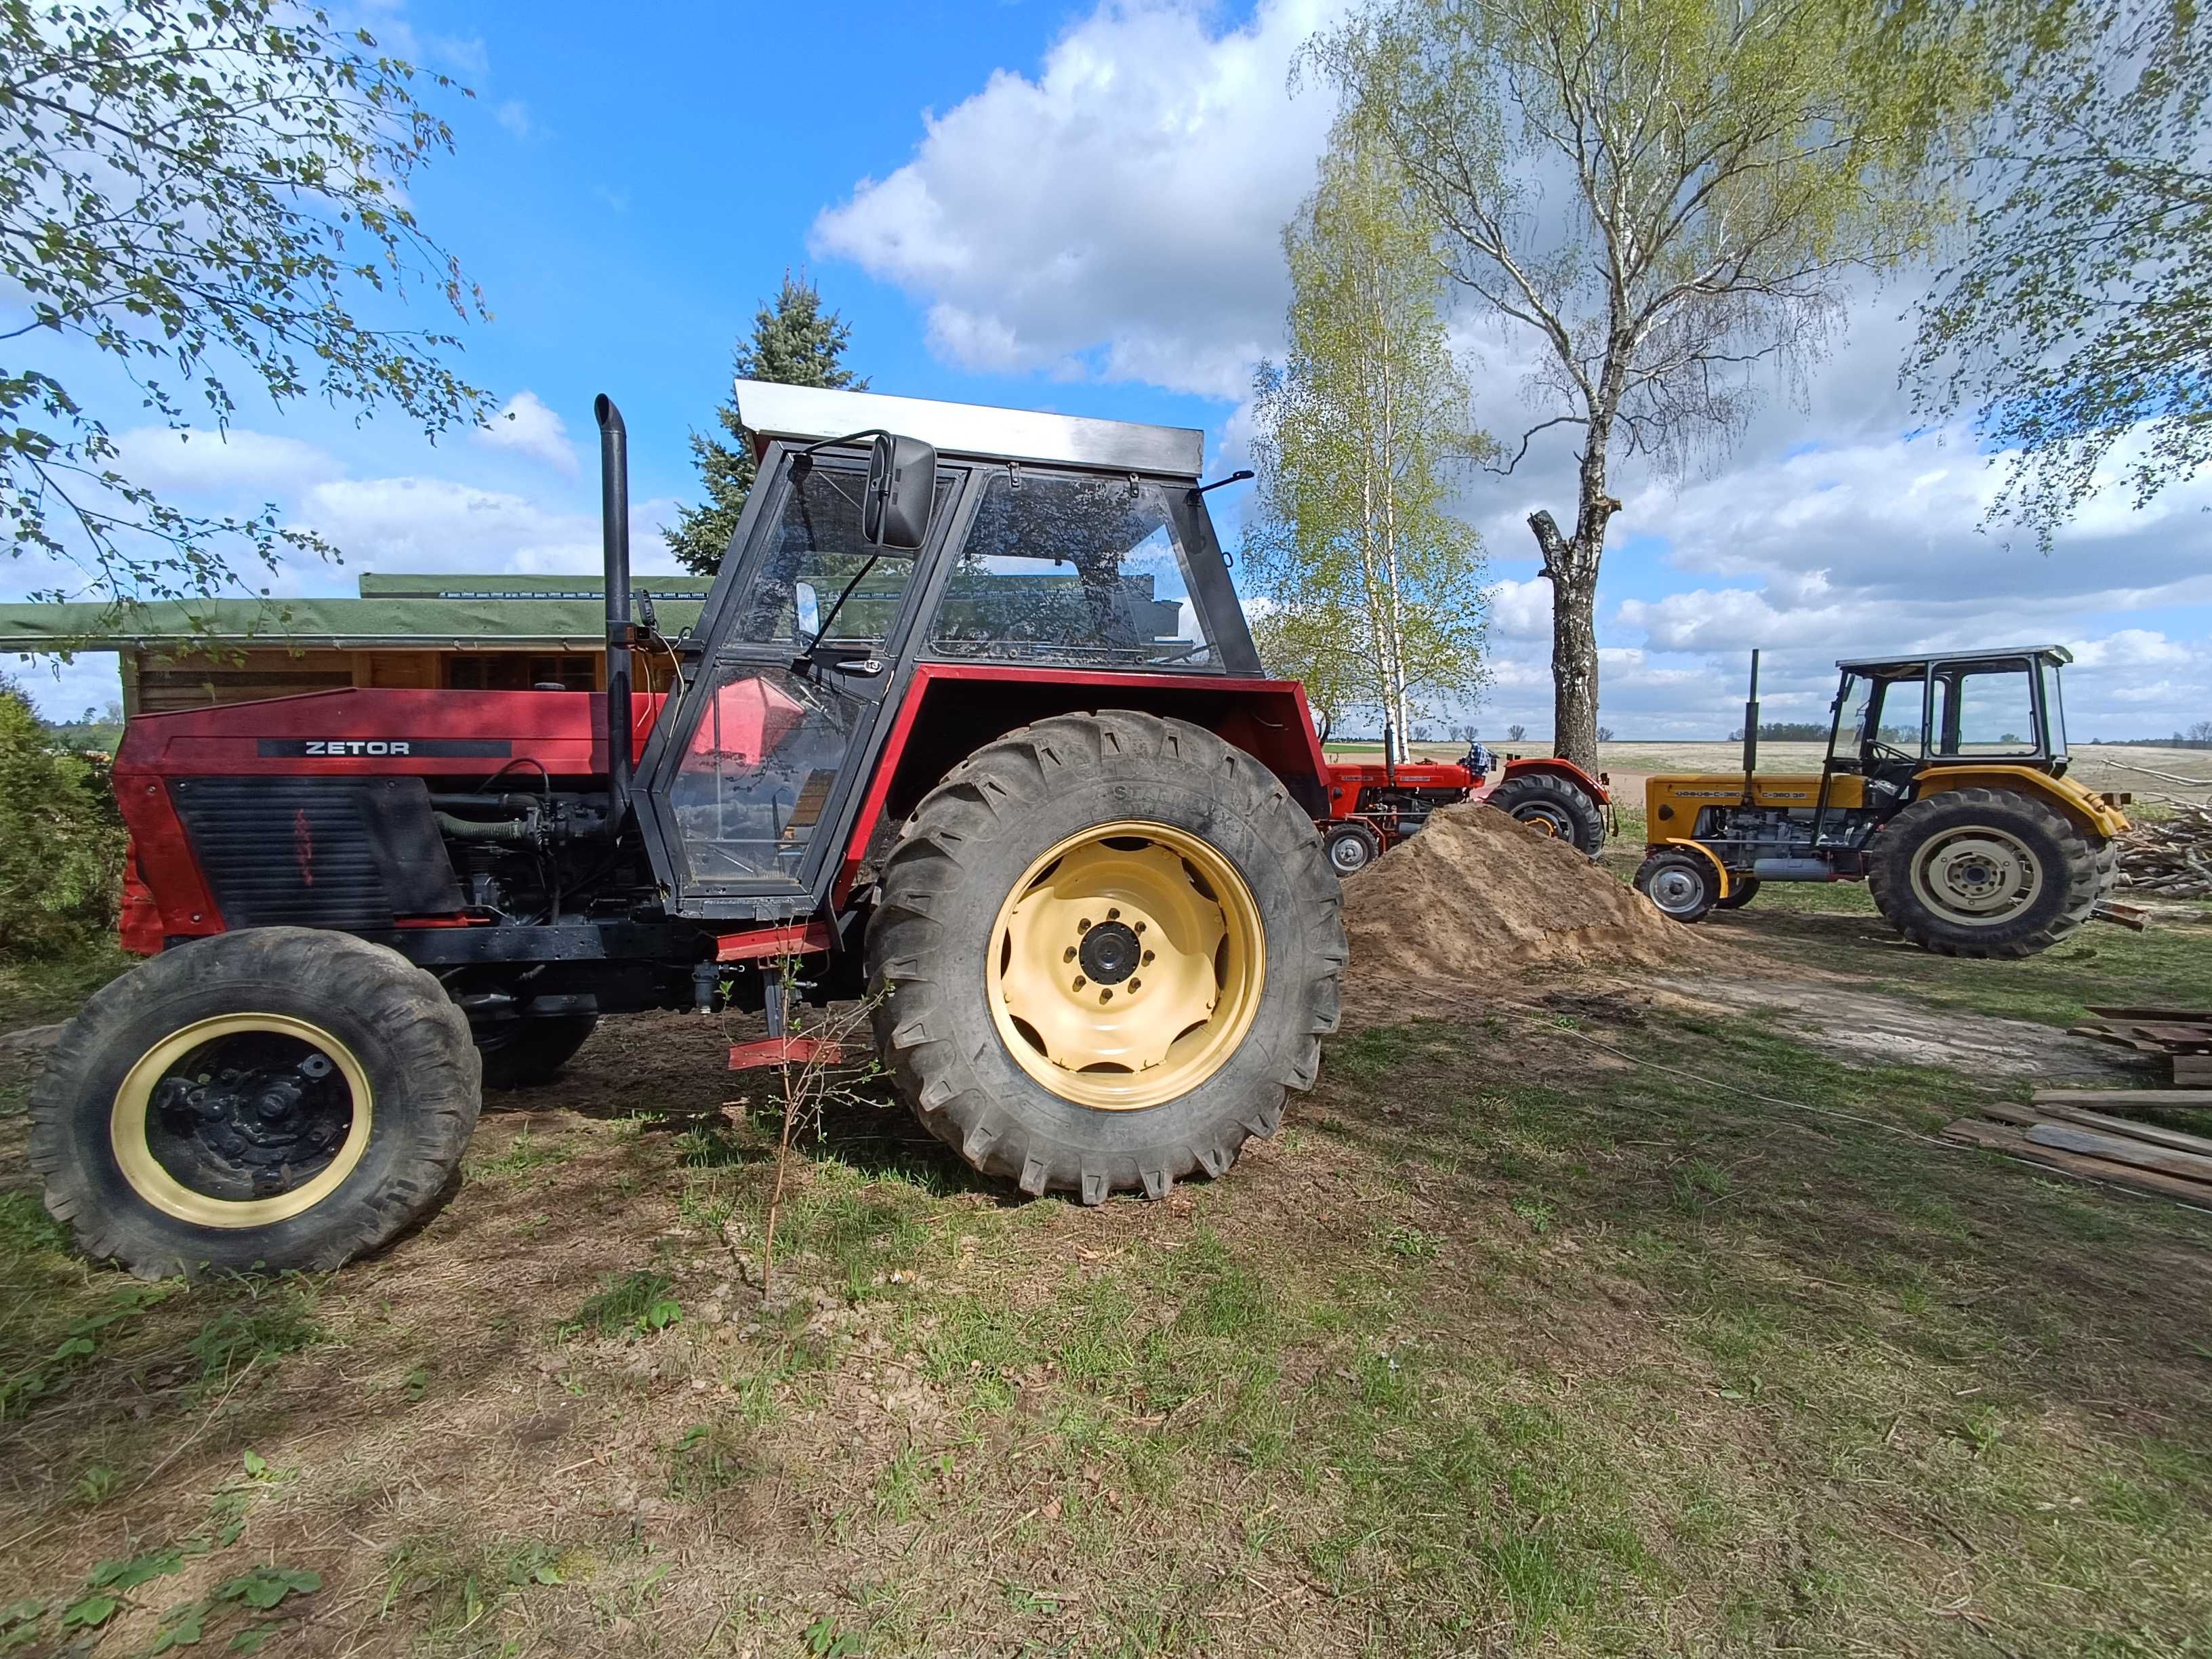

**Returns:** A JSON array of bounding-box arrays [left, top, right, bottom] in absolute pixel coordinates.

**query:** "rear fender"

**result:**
[[1500, 756, 1609, 804], [836, 664, 1329, 904], [1913, 765, 2129, 839]]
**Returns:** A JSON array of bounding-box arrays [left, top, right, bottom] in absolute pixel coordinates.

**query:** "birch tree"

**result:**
[[1, 0, 487, 611], [1314, 0, 1971, 771], [1904, 0, 2207, 537], [1242, 140, 1492, 763]]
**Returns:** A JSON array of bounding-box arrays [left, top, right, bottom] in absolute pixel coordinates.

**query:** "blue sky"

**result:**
[[11, 0, 2209, 739]]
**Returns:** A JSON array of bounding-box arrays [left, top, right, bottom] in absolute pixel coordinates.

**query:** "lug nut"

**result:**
[[1078, 918, 1092, 932], [1072, 976, 1087, 991], [1107, 907, 1120, 920], [1063, 946, 1076, 962], [1099, 989, 1113, 1004], [1141, 950, 1155, 965], [1128, 979, 1142, 991]]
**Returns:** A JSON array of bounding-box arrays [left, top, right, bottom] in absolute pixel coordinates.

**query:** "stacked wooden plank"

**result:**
[[1944, 1091, 2212, 1204], [2066, 1006, 2212, 1087]]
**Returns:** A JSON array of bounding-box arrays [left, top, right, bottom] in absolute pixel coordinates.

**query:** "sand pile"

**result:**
[[1342, 802, 1699, 986]]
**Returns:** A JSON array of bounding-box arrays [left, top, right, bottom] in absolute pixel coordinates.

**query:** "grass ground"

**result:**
[[3, 890, 2211, 1655]]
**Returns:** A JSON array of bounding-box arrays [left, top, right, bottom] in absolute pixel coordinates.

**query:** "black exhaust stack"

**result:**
[[1739, 649, 1761, 807], [594, 394, 634, 830]]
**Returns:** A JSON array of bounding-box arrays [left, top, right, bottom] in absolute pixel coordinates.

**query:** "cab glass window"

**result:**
[[1830, 672, 1877, 761], [928, 472, 1216, 668], [731, 459, 945, 648], [1934, 660, 2040, 756]]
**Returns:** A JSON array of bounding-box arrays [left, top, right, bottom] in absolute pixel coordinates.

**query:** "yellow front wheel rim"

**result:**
[[987, 821, 1266, 1111], [112, 1014, 373, 1228]]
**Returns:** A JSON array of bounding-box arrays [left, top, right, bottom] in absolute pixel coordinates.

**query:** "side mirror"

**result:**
[[864, 432, 937, 550], [793, 581, 821, 641]]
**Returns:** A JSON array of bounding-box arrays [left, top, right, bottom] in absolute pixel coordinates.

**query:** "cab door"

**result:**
[[637, 447, 963, 918]]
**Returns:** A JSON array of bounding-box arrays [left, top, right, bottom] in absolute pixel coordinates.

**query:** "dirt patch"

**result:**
[[1343, 802, 1704, 998], [1649, 975, 2154, 1084]]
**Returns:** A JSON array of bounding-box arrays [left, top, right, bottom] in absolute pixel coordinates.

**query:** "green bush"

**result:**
[[0, 677, 125, 957]]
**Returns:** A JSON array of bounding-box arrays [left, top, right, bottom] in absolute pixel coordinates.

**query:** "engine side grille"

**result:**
[[169, 777, 462, 930]]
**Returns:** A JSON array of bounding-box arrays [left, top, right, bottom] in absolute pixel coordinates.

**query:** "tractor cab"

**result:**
[[1828, 647, 2072, 804], [634, 380, 1270, 920]]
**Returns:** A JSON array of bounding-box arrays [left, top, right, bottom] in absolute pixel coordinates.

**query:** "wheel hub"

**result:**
[[988, 821, 1267, 1111], [1649, 867, 1703, 914], [114, 1015, 373, 1227], [1910, 827, 2041, 924], [1077, 918, 1143, 985]]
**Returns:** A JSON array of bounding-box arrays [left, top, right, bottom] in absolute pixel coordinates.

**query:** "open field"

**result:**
[[1324, 740, 2212, 815], [4, 887, 2212, 1656]]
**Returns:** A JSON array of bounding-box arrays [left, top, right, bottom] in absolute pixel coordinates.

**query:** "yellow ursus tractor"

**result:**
[[1634, 647, 2129, 958]]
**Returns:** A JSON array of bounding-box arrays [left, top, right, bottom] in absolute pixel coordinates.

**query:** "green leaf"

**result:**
[[90, 1547, 183, 1590], [641, 1298, 682, 1332], [239, 1449, 268, 1478], [0, 1601, 41, 1630], [60, 1593, 119, 1629], [216, 1567, 320, 1612], [229, 1629, 273, 1654], [150, 1601, 207, 1651]]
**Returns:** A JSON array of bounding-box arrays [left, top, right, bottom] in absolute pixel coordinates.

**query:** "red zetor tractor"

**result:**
[[1319, 743, 1609, 875], [30, 382, 1354, 1277]]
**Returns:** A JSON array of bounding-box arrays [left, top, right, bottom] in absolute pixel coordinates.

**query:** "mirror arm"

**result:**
[[796, 428, 895, 457]]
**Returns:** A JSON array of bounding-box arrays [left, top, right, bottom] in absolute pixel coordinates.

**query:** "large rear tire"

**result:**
[[1487, 773, 1605, 855], [28, 928, 480, 1278], [1866, 787, 2103, 958], [867, 712, 1345, 1203]]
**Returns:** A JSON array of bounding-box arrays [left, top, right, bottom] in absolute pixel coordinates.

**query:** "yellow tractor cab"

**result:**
[[1634, 646, 2129, 958]]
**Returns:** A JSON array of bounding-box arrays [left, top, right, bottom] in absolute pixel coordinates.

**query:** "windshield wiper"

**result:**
[[798, 554, 883, 669]]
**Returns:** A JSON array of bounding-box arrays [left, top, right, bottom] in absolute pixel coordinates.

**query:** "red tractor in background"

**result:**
[[1319, 739, 1609, 875]]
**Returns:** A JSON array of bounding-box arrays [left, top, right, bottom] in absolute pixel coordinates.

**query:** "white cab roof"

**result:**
[[733, 379, 1205, 478]]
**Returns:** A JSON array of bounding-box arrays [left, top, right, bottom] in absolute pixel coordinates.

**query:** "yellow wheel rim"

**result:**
[[112, 1014, 373, 1229], [1908, 825, 2044, 927], [987, 821, 1266, 1111]]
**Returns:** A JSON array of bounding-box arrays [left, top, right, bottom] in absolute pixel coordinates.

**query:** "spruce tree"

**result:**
[[666, 274, 866, 575]]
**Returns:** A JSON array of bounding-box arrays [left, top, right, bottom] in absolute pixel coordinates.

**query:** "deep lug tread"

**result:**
[[1867, 786, 2104, 958], [1487, 773, 1607, 856], [29, 927, 480, 1279], [867, 711, 1345, 1205]]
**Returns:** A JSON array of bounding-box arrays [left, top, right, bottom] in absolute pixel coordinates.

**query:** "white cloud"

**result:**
[[474, 391, 579, 476], [813, 0, 1347, 398], [495, 98, 532, 138], [1486, 577, 1552, 640], [114, 426, 342, 493], [301, 476, 678, 577]]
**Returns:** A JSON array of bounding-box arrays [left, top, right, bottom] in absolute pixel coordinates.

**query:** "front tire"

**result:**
[[1867, 787, 2103, 958], [867, 712, 1345, 1204], [1324, 821, 1381, 876], [1634, 849, 1720, 923], [28, 928, 480, 1278], [475, 1015, 598, 1090], [1488, 773, 1605, 855], [1715, 876, 1762, 911]]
